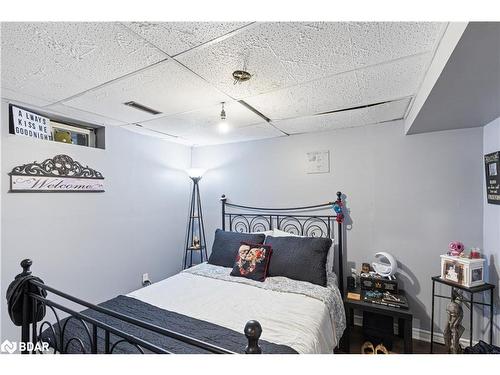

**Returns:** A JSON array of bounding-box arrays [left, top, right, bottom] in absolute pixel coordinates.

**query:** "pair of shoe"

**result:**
[[361, 341, 389, 354]]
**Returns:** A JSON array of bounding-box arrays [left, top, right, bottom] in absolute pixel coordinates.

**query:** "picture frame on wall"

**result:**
[[485, 151, 500, 205]]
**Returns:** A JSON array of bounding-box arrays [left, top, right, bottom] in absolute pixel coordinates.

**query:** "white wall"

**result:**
[[0, 100, 191, 342], [483, 116, 500, 345], [193, 120, 485, 339]]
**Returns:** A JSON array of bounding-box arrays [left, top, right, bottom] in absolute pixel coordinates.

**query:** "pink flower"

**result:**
[[448, 241, 465, 256]]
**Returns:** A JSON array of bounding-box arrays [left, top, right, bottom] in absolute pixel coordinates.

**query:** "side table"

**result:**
[[430, 276, 495, 353]]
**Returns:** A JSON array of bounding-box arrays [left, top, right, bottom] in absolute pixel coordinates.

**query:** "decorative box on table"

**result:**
[[440, 255, 485, 287]]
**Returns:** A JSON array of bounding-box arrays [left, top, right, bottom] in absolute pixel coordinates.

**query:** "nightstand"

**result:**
[[342, 290, 413, 353]]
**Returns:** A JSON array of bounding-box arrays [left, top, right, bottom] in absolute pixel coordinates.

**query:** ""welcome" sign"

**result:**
[[9, 155, 104, 193]]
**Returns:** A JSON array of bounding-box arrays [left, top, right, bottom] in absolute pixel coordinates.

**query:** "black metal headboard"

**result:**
[[221, 192, 345, 297]]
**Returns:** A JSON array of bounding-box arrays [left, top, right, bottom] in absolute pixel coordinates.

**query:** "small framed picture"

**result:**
[[471, 268, 483, 283], [489, 162, 497, 176], [306, 150, 330, 174], [443, 260, 464, 284]]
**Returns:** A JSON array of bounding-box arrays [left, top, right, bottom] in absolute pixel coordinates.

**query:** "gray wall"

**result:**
[[193, 120, 485, 339], [0, 100, 191, 342], [483, 116, 500, 345]]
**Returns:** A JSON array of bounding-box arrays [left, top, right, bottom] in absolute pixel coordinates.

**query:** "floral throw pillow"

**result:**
[[230, 242, 273, 282]]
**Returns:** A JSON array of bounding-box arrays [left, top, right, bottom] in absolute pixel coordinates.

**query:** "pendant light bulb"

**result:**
[[220, 102, 226, 121]]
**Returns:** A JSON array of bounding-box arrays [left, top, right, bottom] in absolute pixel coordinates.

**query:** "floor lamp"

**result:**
[[183, 168, 208, 269]]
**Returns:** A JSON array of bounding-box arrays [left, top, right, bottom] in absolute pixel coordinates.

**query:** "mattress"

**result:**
[[127, 263, 345, 354]]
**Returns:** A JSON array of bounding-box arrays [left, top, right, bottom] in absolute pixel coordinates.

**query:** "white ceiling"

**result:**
[[1, 22, 448, 146]]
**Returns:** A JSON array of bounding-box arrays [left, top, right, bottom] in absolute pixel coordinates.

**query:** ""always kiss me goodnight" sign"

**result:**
[[9, 155, 104, 193]]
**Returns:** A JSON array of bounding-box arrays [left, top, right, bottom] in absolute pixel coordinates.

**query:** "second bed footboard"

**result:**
[[8, 259, 263, 354]]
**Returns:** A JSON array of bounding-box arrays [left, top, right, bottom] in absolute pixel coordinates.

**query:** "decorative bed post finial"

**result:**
[[20, 259, 33, 276], [333, 192, 344, 223], [244, 320, 262, 354], [220, 194, 227, 202]]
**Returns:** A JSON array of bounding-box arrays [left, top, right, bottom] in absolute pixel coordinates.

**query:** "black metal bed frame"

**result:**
[[221, 192, 345, 296], [13, 192, 345, 354]]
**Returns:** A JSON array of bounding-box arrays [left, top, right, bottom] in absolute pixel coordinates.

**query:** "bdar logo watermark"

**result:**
[[1, 339, 49, 354]]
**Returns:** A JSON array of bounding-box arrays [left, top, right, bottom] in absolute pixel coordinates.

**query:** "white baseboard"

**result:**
[[352, 315, 475, 348]]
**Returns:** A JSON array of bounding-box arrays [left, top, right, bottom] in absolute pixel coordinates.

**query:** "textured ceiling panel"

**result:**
[[1, 22, 166, 103], [354, 53, 431, 104], [1, 87, 53, 107], [45, 103, 126, 126], [139, 100, 264, 136], [274, 97, 411, 134], [243, 70, 360, 120], [348, 22, 446, 68], [176, 23, 299, 99], [171, 122, 283, 146], [123, 22, 251, 56], [120, 124, 192, 144], [63, 60, 229, 123], [177, 22, 445, 100], [245, 53, 429, 120]]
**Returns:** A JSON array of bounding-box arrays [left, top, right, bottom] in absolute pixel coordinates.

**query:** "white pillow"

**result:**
[[272, 228, 304, 237], [251, 230, 273, 237]]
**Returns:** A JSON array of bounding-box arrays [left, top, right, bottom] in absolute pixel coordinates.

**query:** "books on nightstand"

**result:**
[[362, 290, 409, 309]]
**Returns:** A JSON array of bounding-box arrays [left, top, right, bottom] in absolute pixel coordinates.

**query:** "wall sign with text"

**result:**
[[485, 151, 500, 205], [9, 155, 104, 193], [10, 105, 53, 141]]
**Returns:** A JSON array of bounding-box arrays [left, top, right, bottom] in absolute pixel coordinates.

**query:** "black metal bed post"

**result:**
[[19, 259, 33, 354], [244, 320, 262, 354], [336, 192, 344, 298], [221, 194, 227, 230]]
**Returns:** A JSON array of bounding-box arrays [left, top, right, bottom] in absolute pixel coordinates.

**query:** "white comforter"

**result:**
[[127, 263, 344, 354]]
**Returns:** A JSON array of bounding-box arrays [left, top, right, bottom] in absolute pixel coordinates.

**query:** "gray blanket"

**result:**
[[40, 295, 297, 354]]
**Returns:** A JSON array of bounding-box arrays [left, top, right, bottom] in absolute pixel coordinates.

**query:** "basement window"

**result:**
[[52, 121, 95, 147], [9, 104, 105, 149]]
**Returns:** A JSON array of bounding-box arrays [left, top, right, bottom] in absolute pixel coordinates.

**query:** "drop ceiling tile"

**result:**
[[120, 124, 192, 145], [246, 52, 430, 120], [175, 23, 300, 99], [349, 22, 446, 68], [63, 60, 229, 123], [140, 100, 263, 136], [178, 122, 283, 146], [1, 87, 53, 107], [123, 22, 251, 56], [355, 53, 431, 104], [250, 22, 354, 84], [274, 97, 411, 134], [176, 22, 354, 99], [177, 22, 445, 101], [1, 22, 166, 103], [244, 70, 361, 120], [45, 103, 126, 126]]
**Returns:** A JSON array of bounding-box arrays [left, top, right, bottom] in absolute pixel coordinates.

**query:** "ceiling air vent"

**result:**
[[123, 101, 162, 115]]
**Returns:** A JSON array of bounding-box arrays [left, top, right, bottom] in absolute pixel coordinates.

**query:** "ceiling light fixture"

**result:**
[[217, 102, 230, 134], [232, 70, 252, 84], [220, 102, 226, 121]]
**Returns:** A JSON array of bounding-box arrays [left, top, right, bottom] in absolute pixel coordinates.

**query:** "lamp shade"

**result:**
[[186, 168, 205, 179]]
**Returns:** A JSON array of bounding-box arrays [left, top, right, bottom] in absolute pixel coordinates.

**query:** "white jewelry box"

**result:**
[[440, 254, 485, 288]]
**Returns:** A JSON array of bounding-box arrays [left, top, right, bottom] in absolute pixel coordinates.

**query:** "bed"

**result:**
[[7, 192, 347, 354]]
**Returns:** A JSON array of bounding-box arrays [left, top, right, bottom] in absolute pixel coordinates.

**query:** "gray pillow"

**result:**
[[265, 235, 332, 286], [208, 229, 266, 268]]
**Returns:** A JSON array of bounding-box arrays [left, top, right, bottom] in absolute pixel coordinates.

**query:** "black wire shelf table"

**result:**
[[430, 275, 495, 353]]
